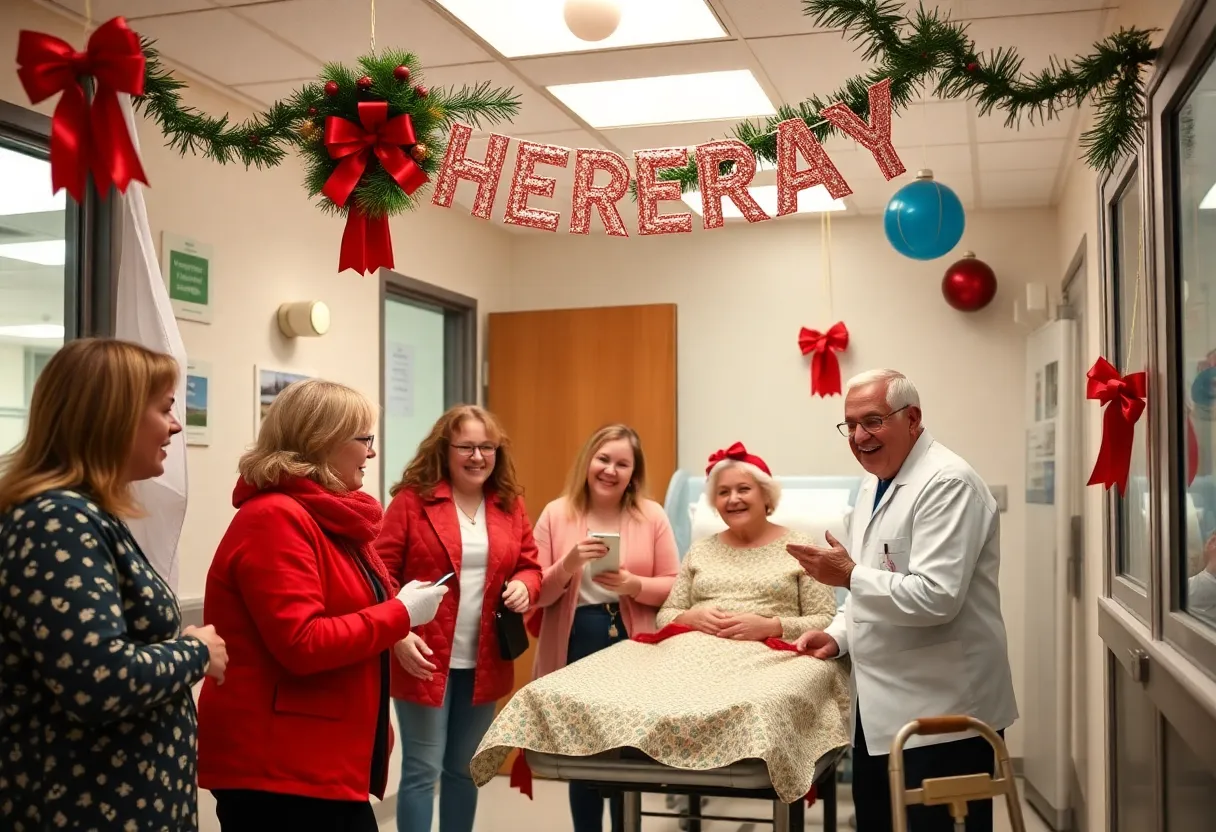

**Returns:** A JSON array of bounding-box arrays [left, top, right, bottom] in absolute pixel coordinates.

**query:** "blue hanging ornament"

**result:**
[[883, 169, 966, 261]]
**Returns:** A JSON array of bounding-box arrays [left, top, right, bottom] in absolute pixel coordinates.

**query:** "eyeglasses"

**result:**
[[354, 435, 375, 449], [452, 443, 498, 457], [836, 405, 909, 438]]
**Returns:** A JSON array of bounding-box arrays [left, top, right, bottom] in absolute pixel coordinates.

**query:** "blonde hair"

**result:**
[[0, 338, 178, 517], [391, 405, 524, 509], [707, 459, 782, 516], [239, 378, 376, 492], [562, 424, 647, 516]]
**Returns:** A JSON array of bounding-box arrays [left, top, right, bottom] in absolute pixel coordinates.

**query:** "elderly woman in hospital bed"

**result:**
[[469, 443, 851, 805]]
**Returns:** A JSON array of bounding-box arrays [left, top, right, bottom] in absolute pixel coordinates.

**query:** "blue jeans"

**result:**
[[394, 669, 497, 832], [567, 604, 629, 832]]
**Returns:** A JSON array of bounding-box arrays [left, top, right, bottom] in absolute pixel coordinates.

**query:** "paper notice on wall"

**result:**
[[1025, 421, 1057, 505], [387, 342, 415, 417]]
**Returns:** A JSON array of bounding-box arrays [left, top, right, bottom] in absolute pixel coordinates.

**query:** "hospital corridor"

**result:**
[[4, 0, 1216, 831]]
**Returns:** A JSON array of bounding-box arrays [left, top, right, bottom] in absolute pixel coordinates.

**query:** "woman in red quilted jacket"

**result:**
[[375, 404, 542, 832], [197, 379, 448, 831]]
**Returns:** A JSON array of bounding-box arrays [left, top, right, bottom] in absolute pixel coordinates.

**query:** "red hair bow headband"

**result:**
[[706, 442, 772, 477]]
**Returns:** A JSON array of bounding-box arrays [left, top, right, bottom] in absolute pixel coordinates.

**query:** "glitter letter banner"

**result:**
[[431, 122, 510, 220], [776, 118, 853, 217], [819, 78, 905, 181], [634, 147, 693, 236], [570, 148, 631, 237], [693, 139, 769, 230], [503, 140, 570, 232]]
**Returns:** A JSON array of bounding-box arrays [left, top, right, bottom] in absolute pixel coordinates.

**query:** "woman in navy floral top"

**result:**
[[0, 338, 228, 831]]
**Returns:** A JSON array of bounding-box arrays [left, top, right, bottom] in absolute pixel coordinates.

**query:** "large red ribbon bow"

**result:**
[[1086, 357, 1147, 495], [798, 322, 849, 397], [705, 441, 771, 476], [322, 101, 429, 275], [16, 17, 148, 202]]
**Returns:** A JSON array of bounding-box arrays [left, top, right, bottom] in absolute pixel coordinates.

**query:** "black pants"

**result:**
[[851, 713, 1000, 832], [213, 789, 378, 832], [567, 604, 629, 832]]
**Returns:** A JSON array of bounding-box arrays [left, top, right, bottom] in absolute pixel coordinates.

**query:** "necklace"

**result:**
[[457, 500, 481, 525]]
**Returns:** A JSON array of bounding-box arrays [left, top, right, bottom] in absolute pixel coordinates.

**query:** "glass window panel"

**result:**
[[1114, 664, 1158, 832], [0, 145, 65, 456], [382, 296, 447, 500], [1112, 172, 1151, 586], [1177, 55, 1216, 632], [1164, 721, 1216, 831]]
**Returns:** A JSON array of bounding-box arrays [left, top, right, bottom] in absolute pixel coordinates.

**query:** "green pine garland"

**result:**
[[660, 0, 1158, 191], [133, 40, 520, 218]]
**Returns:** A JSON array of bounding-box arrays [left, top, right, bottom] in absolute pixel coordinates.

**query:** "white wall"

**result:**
[[0, 0, 514, 602], [507, 207, 1063, 757]]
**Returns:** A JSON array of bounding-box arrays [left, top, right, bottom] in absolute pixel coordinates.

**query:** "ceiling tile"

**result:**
[[720, 0, 836, 38], [423, 63, 580, 135], [230, 79, 305, 106], [965, 11, 1107, 75], [980, 168, 1058, 206], [846, 173, 976, 213], [976, 139, 1068, 171], [48, 0, 213, 19], [601, 119, 756, 155], [959, 0, 1115, 18], [973, 106, 1077, 142], [749, 31, 872, 107], [234, 0, 492, 68], [509, 130, 608, 150], [132, 9, 321, 85], [513, 40, 752, 87], [892, 102, 971, 148]]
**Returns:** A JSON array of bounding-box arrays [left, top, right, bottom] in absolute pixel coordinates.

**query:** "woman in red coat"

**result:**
[[375, 404, 542, 832], [197, 379, 448, 831]]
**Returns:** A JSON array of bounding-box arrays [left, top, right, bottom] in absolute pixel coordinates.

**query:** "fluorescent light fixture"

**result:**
[[0, 324, 64, 339], [682, 184, 847, 218], [549, 70, 774, 129], [0, 148, 64, 217], [0, 240, 66, 266], [1200, 182, 1216, 210], [433, 0, 725, 58]]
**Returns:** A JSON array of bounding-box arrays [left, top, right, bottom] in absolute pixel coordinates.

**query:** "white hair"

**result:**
[[845, 369, 921, 411], [707, 459, 782, 515]]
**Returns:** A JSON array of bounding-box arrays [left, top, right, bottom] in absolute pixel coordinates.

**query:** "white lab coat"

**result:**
[[825, 430, 1018, 754]]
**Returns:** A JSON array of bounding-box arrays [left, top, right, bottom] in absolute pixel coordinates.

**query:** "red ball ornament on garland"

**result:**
[[307, 106, 318, 116], [942, 251, 998, 312], [324, 80, 339, 97], [394, 65, 411, 82], [414, 84, 429, 98], [357, 75, 373, 90]]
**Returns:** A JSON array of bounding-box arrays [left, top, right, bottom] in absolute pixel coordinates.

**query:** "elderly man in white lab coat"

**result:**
[[787, 369, 1017, 832]]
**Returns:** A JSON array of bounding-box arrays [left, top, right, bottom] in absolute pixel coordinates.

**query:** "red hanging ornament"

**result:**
[[15, 16, 149, 202], [942, 251, 998, 312], [414, 84, 429, 98], [394, 65, 411, 82], [797, 322, 849, 397], [307, 106, 318, 116], [324, 80, 340, 97], [322, 100, 429, 275], [1086, 357, 1148, 494], [356, 75, 373, 90]]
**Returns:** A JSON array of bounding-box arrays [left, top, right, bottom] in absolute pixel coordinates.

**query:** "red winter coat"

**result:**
[[197, 477, 412, 802], [375, 481, 542, 707]]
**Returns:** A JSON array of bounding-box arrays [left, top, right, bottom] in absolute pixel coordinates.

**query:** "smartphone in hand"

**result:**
[[586, 533, 621, 576]]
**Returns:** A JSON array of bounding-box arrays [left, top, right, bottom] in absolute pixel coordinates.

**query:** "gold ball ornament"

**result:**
[[411, 143, 429, 162], [428, 104, 445, 120], [298, 121, 320, 141]]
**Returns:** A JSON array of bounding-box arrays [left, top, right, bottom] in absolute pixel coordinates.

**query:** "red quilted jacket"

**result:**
[[375, 481, 542, 707]]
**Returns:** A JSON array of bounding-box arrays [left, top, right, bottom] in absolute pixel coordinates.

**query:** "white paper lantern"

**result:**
[[563, 0, 622, 42]]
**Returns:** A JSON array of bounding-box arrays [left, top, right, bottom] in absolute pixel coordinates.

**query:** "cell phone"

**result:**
[[434, 571, 456, 586], [586, 532, 621, 577]]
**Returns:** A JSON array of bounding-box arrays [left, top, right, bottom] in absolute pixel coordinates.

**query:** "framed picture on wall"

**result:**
[[253, 366, 312, 434], [185, 360, 211, 446]]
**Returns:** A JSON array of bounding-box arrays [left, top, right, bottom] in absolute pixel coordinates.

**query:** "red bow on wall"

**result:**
[[1086, 357, 1148, 495], [798, 322, 849, 397], [16, 17, 148, 201], [323, 101, 429, 275]]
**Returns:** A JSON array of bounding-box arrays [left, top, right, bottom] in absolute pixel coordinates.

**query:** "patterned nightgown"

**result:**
[[0, 490, 211, 831]]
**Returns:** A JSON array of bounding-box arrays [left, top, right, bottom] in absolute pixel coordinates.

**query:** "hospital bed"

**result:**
[[523, 470, 865, 832]]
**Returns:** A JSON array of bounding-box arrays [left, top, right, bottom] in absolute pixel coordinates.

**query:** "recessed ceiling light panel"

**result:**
[[548, 70, 775, 129], [682, 185, 847, 218]]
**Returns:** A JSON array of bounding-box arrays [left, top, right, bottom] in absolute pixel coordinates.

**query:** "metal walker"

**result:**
[[888, 715, 1027, 832]]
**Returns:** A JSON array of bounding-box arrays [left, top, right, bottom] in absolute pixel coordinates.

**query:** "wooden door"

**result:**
[[486, 303, 678, 773]]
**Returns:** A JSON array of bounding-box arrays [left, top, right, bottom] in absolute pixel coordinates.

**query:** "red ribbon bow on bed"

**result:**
[[16, 17, 148, 202], [798, 322, 849, 397], [705, 442, 771, 476], [322, 101, 429, 275], [1086, 357, 1147, 495]]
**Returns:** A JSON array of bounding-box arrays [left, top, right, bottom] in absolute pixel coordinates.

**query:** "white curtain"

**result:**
[[113, 95, 189, 591]]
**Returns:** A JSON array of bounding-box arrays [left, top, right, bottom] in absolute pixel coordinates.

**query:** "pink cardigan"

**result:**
[[531, 496, 679, 680]]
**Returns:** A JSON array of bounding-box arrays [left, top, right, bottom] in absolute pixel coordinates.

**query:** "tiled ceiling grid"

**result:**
[[40, 0, 1119, 230]]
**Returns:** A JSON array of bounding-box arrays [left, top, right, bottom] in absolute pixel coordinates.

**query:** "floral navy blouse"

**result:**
[[0, 490, 211, 831]]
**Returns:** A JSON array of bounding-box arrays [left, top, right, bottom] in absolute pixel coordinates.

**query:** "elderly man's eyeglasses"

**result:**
[[453, 443, 498, 457], [837, 405, 909, 438], [355, 435, 375, 449]]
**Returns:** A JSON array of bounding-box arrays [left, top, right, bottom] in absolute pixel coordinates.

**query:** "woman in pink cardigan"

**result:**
[[531, 424, 679, 832]]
